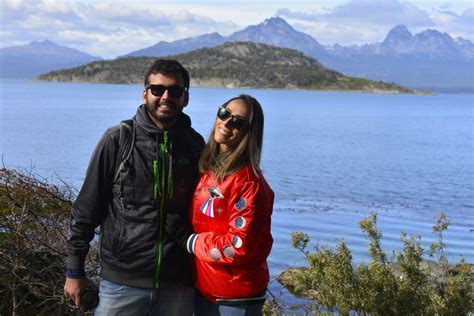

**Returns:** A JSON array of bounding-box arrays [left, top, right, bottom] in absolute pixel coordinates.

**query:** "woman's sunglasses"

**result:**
[[145, 84, 187, 98], [217, 107, 250, 130]]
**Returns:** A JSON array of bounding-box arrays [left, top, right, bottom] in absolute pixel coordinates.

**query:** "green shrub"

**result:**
[[290, 212, 473, 315]]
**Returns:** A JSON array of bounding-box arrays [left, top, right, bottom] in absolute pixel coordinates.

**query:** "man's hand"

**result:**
[[165, 211, 193, 248], [64, 277, 98, 308]]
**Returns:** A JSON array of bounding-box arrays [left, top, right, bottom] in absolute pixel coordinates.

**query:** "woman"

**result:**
[[187, 94, 274, 315]]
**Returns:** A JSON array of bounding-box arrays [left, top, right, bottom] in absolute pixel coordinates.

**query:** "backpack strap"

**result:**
[[114, 119, 135, 184]]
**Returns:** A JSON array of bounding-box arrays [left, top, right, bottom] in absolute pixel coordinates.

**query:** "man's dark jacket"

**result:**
[[66, 104, 205, 288]]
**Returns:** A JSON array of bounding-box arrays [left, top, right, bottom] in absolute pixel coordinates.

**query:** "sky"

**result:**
[[1, 0, 473, 58]]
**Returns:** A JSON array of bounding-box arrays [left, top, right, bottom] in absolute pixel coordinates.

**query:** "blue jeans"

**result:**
[[194, 291, 264, 316], [94, 279, 194, 316]]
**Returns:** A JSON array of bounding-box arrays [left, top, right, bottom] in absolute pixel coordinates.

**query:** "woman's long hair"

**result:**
[[199, 94, 264, 182]]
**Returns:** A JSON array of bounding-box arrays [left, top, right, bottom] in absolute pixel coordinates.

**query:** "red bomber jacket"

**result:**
[[187, 165, 274, 303]]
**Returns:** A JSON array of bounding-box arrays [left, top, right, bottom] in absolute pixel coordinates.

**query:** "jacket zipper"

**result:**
[[154, 131, 169, 288], [153, 160, 159, 199]]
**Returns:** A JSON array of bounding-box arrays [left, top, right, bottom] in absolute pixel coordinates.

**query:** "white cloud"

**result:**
[[463, 8, 474, 17], [276, 0, 473, 45], [278, 0, 432, 26], [0, 0, 472, 57], [2, 0, 24, 10], [327, 0, 431, 26], [0, 0, 235, 58], [56, 28, 159, 58], [428, 8, 474, 40], [38, 0, 74, 14]]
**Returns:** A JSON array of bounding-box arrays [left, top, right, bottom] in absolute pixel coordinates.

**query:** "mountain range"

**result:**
[[327, 24, 474, 58], [0, 40, 101, 79], [1, 17, 473, 91], [125, 17, 327, 59], [123, 17, 473, 92], [125, 17, 473, 59]]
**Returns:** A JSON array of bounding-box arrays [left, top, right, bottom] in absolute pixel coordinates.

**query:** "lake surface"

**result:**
[[1, 79, 473, 304]]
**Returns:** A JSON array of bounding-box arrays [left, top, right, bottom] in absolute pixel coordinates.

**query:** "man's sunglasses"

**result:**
[[145, 84, 188, 98], [217, 107, 250, 130]]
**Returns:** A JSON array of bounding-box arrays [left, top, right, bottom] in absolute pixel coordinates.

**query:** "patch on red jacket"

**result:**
[[235, 197, 246, 211], [223, 246, 235, 258], [232, 235, 243, 248], [199, 186, 224, 218], [209, 186, 224, 199], [234, 216, 246, 229], [210, 248, 222, 260]]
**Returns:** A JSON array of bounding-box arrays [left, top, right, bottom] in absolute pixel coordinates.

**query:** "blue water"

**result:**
[[1, 79, 473, 303]]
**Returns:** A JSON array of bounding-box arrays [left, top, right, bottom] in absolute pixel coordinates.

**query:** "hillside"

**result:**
[[38, 42, 416, 93]]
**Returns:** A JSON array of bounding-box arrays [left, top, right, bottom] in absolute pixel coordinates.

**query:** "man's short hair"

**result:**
[[144, 59, 190, 90]]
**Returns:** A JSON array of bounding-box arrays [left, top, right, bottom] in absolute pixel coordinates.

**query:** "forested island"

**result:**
[[38, 42, 417, 94]]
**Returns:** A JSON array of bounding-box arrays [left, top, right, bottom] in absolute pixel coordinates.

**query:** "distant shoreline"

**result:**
[[33, 77, 432, 95], [3, 77, 468, 93]]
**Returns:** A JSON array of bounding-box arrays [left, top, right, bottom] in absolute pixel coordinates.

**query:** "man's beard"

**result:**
[[146, 100, 180, 123]]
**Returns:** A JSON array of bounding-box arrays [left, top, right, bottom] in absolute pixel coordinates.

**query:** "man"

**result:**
[[64, 59, 204, 315]]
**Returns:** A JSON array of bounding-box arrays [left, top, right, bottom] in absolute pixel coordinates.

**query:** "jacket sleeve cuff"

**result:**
[[66, 254, 86, 270], [186, 233, 198, 254], [65, 268, 86, 279]]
